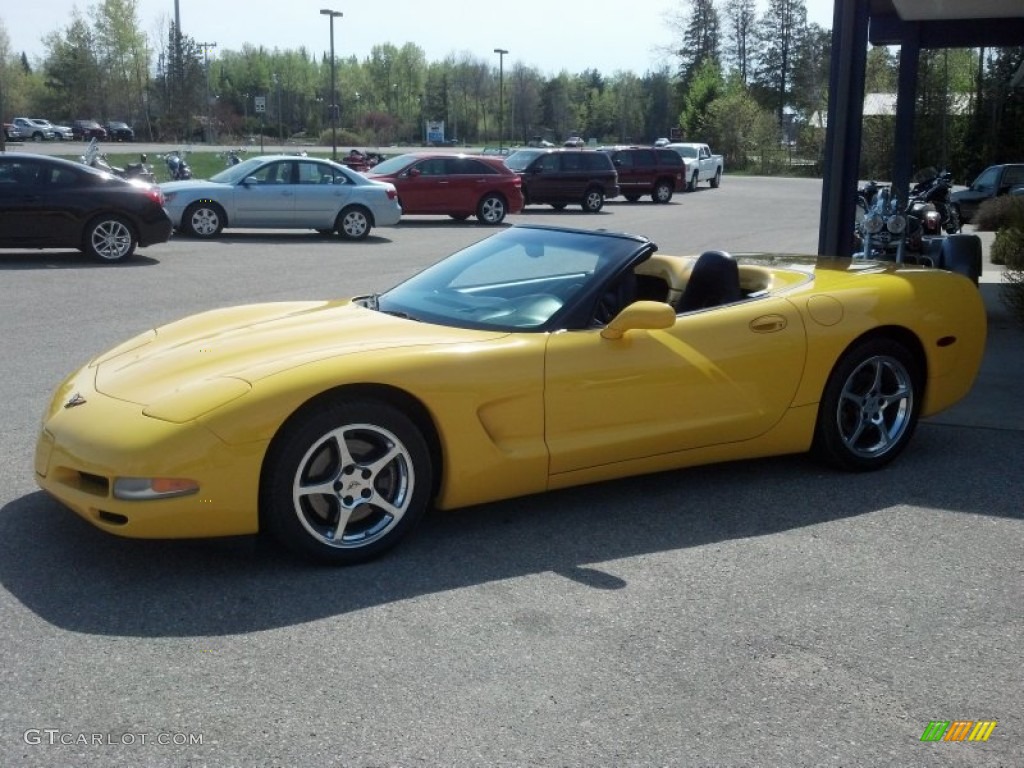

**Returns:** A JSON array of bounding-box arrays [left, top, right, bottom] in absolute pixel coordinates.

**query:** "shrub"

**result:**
[[973, 195, 1024, 232], [996, 227, 1024, 325]]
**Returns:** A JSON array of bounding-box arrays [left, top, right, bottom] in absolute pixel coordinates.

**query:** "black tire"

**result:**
[[183, 202, 225, 238], [336, 206, 372, 240], [260, 398, 433, 565], [581, 187, 604, 213], [476, 193, 507, 224], [688, 171, 699, 192], [652, 181, 673, 204], [812, 337, 921, 471], [82, 215, 137, 262], [945, 203, 962, 234], [710, 168, 721, 188], [32, 132, 44, 142]]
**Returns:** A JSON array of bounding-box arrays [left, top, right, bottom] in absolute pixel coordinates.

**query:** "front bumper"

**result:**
[[36, 371, 266, 539]]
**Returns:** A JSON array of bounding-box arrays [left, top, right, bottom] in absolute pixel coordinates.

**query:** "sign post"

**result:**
[[255, 96, 267, 153]]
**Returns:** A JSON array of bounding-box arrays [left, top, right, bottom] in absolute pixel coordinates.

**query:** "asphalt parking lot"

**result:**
[[1, 174, 1022, 767]]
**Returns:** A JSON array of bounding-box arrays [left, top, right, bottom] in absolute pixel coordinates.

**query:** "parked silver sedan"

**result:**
[[160, 155, 402, 240]]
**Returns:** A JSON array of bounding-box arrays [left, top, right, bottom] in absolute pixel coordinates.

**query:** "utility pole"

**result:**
[[197, 42, 218, 142], [493, 48, 508, 151], [320, 9, 343, 161]]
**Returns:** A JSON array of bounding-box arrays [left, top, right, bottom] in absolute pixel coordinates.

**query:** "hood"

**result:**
[[93, 300, 506, 406], [160, 179, 222, 195]]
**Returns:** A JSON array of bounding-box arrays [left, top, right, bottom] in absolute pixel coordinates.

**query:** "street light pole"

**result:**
[[198, 42, 217, 142], [320, 8, 343, 161], [493, 48, 508, 152]]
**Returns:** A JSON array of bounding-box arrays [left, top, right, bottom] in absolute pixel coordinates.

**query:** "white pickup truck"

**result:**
[[665, 142, 724, 191]]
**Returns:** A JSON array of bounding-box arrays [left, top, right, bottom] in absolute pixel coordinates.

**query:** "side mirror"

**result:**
[[242, 176, 259, 186], [406, 167, 421, 178], [601, 301, 676, 340]]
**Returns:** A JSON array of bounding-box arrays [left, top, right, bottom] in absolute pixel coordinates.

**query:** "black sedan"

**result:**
[[105, 121, 135, 141], [0, 153, 172, 262]]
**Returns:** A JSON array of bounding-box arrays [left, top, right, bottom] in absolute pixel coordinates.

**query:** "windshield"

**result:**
[[210, 157, 273, 184], [365, 154, 415, 176], [377, 226, 649, 332], [504, 149, 545, 171]]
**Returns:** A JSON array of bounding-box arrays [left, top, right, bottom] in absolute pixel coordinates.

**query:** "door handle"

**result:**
[[749, 314, 788, 333]]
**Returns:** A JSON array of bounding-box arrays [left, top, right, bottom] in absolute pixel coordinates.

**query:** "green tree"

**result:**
[[751, 0, 808, 125], [864, 45, 897, 92], [702, 74, 776, 168], [41, 12, 102, 119], [672, 0, 722, 92], [722, 0, 756, 83], [92, 0, 150, 124], [680, 58, 724, 138]]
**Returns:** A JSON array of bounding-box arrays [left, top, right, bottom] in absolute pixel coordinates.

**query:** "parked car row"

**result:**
[[0, 143, 718, 262], [3, 117, 134, 142], [10, 117, 72, 141]]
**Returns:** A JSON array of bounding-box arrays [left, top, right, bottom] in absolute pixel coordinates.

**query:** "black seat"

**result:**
[[594, 269, 637, 325], [677, 250, 741, 312]]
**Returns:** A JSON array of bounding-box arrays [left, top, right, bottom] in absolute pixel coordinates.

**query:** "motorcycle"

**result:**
[[162, 150, 193, 180], [855, 185, 915, 261], [854, 184, 982, 284], [907, 167, 961, 235], [81, 138, 156, 183], [220, 148, 245, 167]]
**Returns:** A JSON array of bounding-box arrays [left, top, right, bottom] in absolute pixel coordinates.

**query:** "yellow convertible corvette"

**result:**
[[35, 225, 986, 564]]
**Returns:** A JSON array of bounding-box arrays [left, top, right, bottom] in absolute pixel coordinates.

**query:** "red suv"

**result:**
[[365, 153, 524, 224], [599, 146, 685, 203]]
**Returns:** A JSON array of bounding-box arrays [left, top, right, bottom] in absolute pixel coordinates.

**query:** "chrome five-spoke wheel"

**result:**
[[293, 423, 413, 548], [261, 399, 432, 564], [813, 338, 921, 471]]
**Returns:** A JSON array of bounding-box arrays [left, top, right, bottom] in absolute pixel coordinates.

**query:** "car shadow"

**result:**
[[603, 199, 683, 207], [176, 232, 396, 246], [0, 251, 161, 269], [2, 420, 1020, 638], [514, 208, 616, 217], [392, 218, 511, 229]]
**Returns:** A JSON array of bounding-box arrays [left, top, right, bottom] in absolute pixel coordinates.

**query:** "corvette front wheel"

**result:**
[[812, 338, 921, 471], [260, 399, 433, 564]]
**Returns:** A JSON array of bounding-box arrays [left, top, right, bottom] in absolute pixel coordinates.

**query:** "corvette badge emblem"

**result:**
[[64, 393, 87, 409]]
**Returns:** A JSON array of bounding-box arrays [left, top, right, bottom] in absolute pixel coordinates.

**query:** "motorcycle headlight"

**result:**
[[863, 212, 884, 234], [887, 215, 907, 234]]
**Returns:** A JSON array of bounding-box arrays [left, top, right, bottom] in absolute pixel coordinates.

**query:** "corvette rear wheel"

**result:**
[[261, 399, 433, 564], [812, 338, 921, 471]]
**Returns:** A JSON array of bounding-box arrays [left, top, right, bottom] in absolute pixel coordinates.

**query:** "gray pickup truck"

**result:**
[[952, 164, 1024, 223]]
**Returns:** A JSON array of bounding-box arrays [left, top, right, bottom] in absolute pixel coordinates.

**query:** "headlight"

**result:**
[[887, 214, 907, 234], [143, 377, 251, 423], [863, 212, 884, 234], [114, 477, 199, 500]]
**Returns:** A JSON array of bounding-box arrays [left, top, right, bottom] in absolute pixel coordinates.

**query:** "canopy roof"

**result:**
[[819, 0, 1024, 256]]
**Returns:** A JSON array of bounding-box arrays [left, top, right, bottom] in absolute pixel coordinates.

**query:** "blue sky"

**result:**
[[3, 0, 838, 76]]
